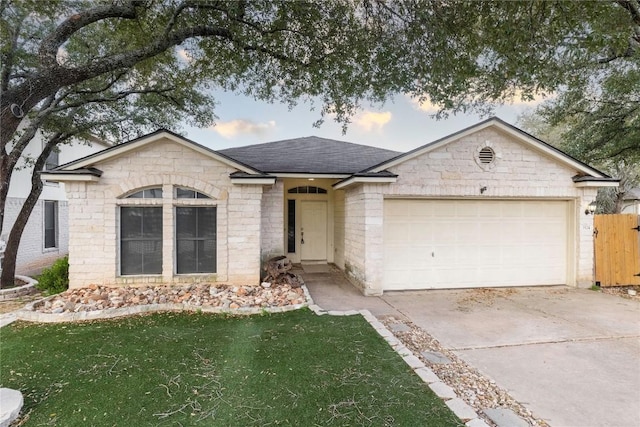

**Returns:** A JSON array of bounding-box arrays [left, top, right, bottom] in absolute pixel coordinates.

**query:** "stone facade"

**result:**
[[343, 127, 599, 294], [66, 138, 265, 288], [260, 180, 284, 265], [57, 122, 608, 294]]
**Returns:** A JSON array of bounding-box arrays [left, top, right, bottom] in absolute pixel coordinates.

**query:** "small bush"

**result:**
[[37, 256, 69, 295]]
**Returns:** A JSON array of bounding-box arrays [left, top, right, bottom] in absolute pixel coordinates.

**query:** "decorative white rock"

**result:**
[[0, 388, 23, 427]]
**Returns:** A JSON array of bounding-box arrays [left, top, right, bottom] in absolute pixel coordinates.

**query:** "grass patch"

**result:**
[[0, 309, 462, 426]]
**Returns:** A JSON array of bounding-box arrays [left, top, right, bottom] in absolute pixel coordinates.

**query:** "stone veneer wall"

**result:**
[[343, 127, 600, 294], [333, 190, 345, 269], [65, 138, 264, 288], [260, 179, 284, 266]]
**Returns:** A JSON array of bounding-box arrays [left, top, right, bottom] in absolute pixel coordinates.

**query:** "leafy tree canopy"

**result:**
[[0, 0, 639, 285]]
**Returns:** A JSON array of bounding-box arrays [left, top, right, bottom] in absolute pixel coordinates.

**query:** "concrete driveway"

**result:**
[[305, 273, 640, 427]]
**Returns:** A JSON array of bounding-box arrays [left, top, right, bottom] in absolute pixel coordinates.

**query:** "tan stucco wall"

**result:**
[[343, 127, 599, 294], [66, 138, 264, 288]]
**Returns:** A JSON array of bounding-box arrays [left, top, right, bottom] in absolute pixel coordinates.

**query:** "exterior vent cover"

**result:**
[[478, 147, 495, 164]]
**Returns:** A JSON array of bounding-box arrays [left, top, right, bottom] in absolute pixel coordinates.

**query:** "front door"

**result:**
[[300, 201, 327, 261]]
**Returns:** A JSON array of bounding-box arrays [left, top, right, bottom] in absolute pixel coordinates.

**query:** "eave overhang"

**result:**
[[40, 167, 103, 182], [229, 172, 277, 185], [572, 175, 620, 188], [333, 172, 398, 190]]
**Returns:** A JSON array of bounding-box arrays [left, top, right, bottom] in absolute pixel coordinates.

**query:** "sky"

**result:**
[[183, 90, 544, 153]]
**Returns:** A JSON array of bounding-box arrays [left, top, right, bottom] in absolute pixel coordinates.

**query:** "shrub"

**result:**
[[37, 256, 69, 295]]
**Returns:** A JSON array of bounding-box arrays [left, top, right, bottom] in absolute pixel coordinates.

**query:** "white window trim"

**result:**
[[43, 200, 59, 251]]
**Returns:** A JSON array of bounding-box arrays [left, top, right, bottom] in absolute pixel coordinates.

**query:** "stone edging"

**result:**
[[0, 275, 38, 301], [15, 297, 308, 324]]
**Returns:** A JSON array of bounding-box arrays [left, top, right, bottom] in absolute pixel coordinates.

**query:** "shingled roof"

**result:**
[[218, 136, 400, 174]]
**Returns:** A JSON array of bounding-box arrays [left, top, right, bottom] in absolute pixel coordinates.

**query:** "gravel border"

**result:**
[[12, 285, 309, 324]]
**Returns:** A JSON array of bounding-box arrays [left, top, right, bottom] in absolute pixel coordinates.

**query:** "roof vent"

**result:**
[[478, 147, 495, 164]]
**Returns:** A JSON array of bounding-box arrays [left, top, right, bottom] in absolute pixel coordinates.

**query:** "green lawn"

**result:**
[[0, 309, 463, 426]]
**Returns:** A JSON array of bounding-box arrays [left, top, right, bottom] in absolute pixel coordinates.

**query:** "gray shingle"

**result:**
[[218, 136, 400, 174]]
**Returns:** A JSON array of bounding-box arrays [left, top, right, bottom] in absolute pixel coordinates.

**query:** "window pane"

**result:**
[[143, 241, 163, 274], [121, 208, 143, 238], [121, 241, 144, 275], [287, 200, 295, 253], [176, 240, 197, 274], [121, 207, 162, 275], [197, 240, 216, 272], [142, 208, 162, 238], [176, 207, 197, 238], [197, 208, 216, 238], [176, 187, 211, 199], [126, 187, 162, 199], [176, 207, 216, 274], [176, 188, 196, 199], [44, 201, 57, 248], [145, 188, 163, 198]]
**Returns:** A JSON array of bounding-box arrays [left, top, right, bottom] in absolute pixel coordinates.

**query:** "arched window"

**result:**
[[126, 187, 162, 199], [175, 187, 211, 199], [287, 186, 327, 194]]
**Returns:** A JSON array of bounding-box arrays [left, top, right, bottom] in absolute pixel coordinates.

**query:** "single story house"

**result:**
[[42, 117, 618, 295]]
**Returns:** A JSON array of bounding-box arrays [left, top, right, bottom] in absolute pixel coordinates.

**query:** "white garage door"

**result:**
[[383, 199, 569, 290]]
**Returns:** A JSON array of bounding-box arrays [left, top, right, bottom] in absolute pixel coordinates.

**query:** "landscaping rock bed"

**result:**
[[28, 283, 307, 314]]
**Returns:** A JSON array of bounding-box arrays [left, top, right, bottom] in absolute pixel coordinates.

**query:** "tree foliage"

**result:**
[[518, 110, 640, 214], [1, 0, 639, 286]]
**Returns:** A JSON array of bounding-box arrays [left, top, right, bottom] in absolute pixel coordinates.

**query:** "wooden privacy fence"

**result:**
[[594, 214, 640, 287]]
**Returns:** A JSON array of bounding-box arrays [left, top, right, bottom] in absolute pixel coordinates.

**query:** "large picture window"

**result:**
[[176, 207, 217, 274], [120, 207, 162, 275]]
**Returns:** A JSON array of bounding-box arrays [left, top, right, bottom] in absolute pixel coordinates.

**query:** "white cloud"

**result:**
[[210, 119, 277, 139], [407, 95, 441, 114], [354, 111, 392, 132]]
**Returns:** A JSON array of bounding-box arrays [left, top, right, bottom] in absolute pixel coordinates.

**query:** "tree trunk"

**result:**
[[0, 142, 53, 288], [613, 190, 626, 214]]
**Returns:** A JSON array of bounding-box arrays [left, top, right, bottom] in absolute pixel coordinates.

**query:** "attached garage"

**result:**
[[383, 199, 571, 290]]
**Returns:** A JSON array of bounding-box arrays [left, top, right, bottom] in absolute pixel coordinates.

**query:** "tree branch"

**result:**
[[51, 87, 176, 112], [38, 1, 141, 67]]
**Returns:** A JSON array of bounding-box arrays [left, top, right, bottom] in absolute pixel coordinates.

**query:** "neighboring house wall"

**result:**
[[4, 136, 105, 275], [343, 127, 599, 294], [65, 138, 264, 288]]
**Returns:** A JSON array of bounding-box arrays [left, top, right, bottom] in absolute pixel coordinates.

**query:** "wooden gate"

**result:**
[[594, 214, 640, 286]]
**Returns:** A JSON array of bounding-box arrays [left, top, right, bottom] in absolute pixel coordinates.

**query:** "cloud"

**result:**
[[407, 95, 441, 114], [210, 119, 277, 139], [354, 111, 392, 132]]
